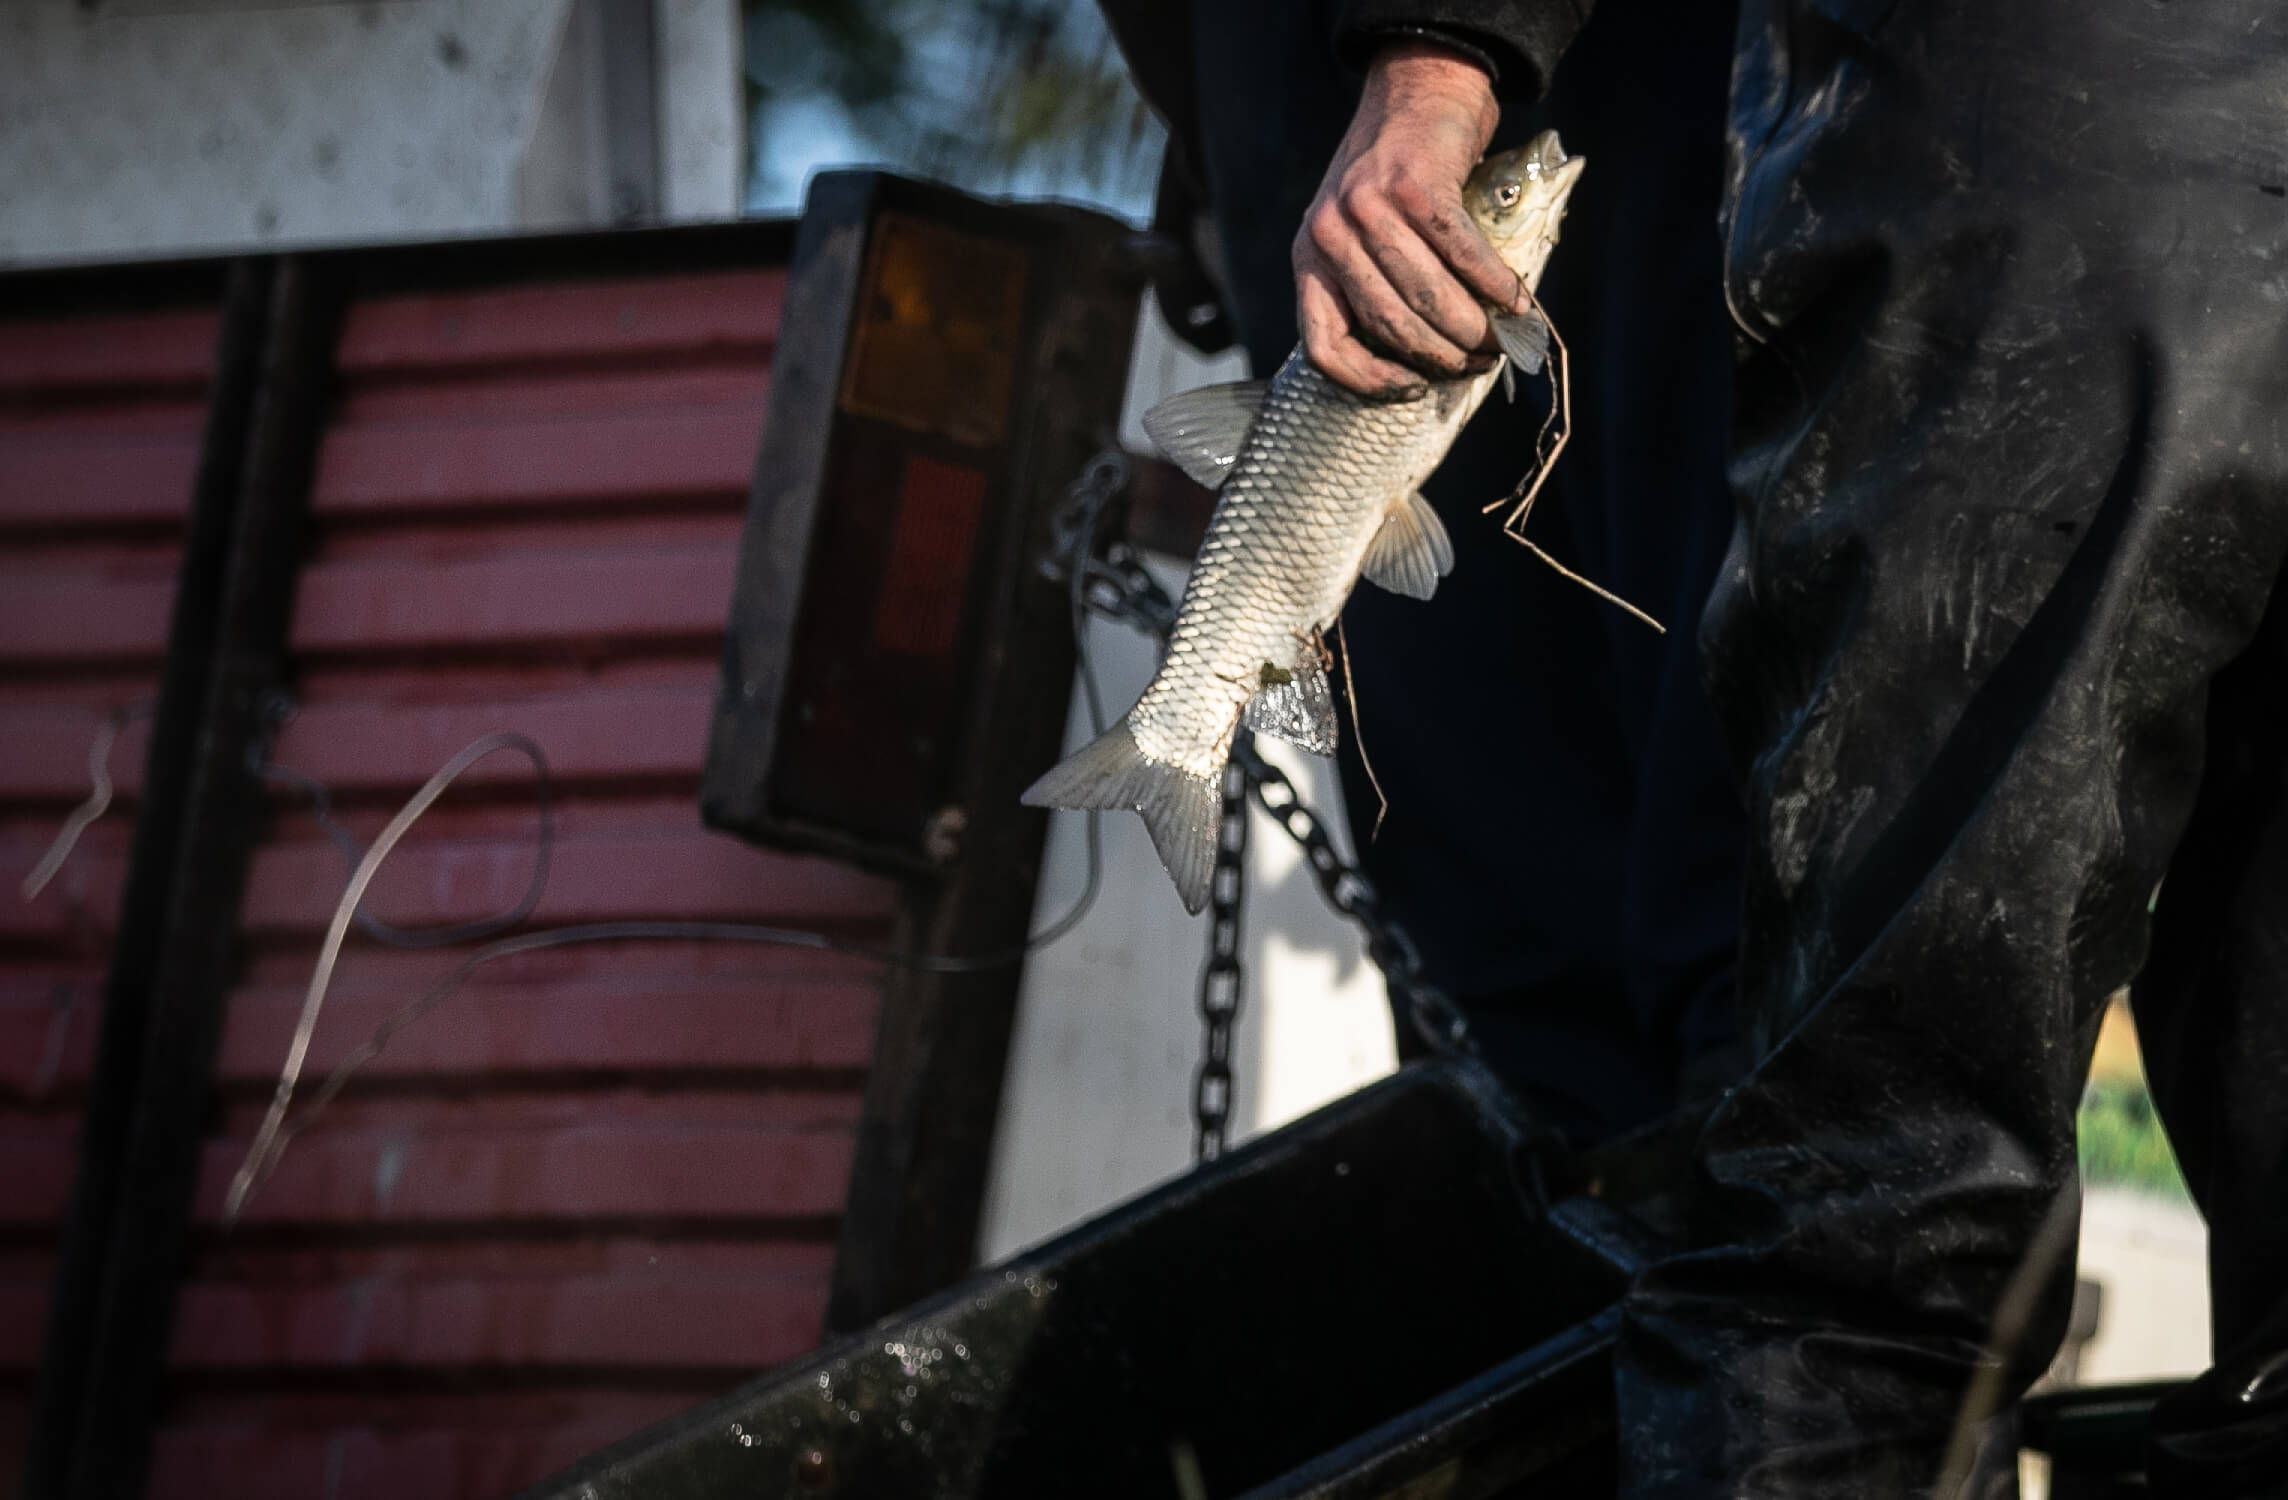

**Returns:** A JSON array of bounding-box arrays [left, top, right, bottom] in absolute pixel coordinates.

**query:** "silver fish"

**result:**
[[1024, 131, 1586, 912]]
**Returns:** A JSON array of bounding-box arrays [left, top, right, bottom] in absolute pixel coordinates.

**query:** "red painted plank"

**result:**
[[237, 823, 895, 936], [214, 973, 878, 1082], [0, 399, 210, 441], [335, 365, 768, 426], [200, 1116, 856, 1225], [214, 1088, 863, 1137], [183, 1237, 833, 1283], [306, 509, 738, 566], [284, 655, 715, 706], [288, 543, 737, 654], [310, 406, 763, 514], [0, 433, 201, 529], [0, 564, 178, 664], [14, 963, 878, 1095], [335, 270, 785, 375], [171, 1263, 827, 1369], [264, 681, 712, 792], [0, 309, 217, 396], [0, 1115, 80, 1224], [230, 937, 882, 993], [7, 808, 901, 946], [160, 1389, 720, 1432], [0, 1274, 45, 1370], [148, 1408, 695, 1500]]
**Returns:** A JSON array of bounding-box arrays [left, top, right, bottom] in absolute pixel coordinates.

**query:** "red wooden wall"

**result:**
[[0, 302, 220, 1491], [1, 266, 900, 1496]]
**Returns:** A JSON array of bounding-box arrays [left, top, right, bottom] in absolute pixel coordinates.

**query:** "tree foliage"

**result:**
[[743, 0, 1162, 219]]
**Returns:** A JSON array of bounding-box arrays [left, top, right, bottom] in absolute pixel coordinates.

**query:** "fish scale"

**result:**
[[1024, 133, 1585, 912], [1135, 357, 1461, 772]]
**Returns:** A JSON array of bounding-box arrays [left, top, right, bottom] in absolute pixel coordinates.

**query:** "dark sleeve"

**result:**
[[1097, 0, 1198, 163], [1333, 0, 1593, 103], [1094, 0, 1239, 354]]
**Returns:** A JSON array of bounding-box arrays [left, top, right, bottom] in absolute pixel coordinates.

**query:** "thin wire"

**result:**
[[259, 745, 554, 949], [226, 918, 1053, 1221], [223, 732, 547, 1223], [1333, 618, 1389, 842], [1483, 288, 1666, 635], [20, 702, 154, 902], [224, 512, 1124, 1227]]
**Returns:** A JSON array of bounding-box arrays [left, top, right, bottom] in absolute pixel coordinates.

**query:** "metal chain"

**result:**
[[1194, 752, 1249, 1160], [1231, 739, 1477, 1060], [1043, 451, 1480, 1159]]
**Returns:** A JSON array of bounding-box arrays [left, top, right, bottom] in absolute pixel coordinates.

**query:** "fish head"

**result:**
[[1465, 131, 1585, 274]]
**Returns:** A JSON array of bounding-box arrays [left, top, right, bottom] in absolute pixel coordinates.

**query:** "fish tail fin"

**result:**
[[1022, 722, 1222, 914]]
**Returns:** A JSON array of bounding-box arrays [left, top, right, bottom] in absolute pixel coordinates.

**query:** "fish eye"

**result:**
[[1496, 182, 1523, 207]]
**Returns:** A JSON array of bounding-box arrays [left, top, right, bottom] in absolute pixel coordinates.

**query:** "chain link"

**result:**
[[1044, 451, 1480, 1160], [1194, 752, 1249, 1160], [1232, 739, 1478, 1061]]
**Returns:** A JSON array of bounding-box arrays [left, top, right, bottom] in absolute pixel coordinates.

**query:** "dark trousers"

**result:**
[[1192, 0, 1749, 1145], [1618, 0, 2288, 1492]]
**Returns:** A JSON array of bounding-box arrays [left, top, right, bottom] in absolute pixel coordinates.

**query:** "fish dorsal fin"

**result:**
[[1360, 491, 1455, 600], [1242, 647, 1339, 757], [1141, 380, 1269, 490], [1491, 309, 1551, 376]]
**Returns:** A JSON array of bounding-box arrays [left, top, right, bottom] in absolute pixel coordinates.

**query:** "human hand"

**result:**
[[1294, 41, 1532, 397]]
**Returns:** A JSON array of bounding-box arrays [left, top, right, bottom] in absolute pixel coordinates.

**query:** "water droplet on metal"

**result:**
[[794, 1447, 835, 1491]]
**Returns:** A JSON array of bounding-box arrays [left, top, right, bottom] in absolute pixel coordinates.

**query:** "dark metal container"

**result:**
[[520, 1060, 1658, 1499]]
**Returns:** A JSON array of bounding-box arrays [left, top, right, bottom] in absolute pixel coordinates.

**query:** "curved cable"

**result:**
[[20, 702, 154, 902], [224, 538, 1126, 1226], [259, 741, 554, 949], [223, 731, 549, 1223]]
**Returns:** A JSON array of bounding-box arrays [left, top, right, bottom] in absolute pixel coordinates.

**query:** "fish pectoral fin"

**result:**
[[1141, 380, 1270, 490], [1243, 650, 1339, 757], [1359, 491, 1456, 601], [1501, 361, 1517, 404], [1022, 720, 1223, 914], [1491, 309, 1552, 376]]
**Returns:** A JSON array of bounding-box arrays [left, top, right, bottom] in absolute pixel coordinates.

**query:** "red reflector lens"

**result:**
[[873, 454, 987, 656]]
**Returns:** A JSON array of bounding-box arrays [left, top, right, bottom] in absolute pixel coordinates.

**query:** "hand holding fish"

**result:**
[[1295, 41, 1534, 398], [1023, 135, 1584, 912]]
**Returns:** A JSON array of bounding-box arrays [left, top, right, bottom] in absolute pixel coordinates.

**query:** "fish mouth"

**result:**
[[1522, 129, 1569, 182]]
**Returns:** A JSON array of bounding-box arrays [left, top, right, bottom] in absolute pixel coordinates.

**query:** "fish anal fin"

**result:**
[[1359, 491, 1456, 601], [1492, 309, 1551, 376], [1140, 380, 1270, 490], [1022, 720, 1222, 913], [1243, 646, 1339, 757]]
